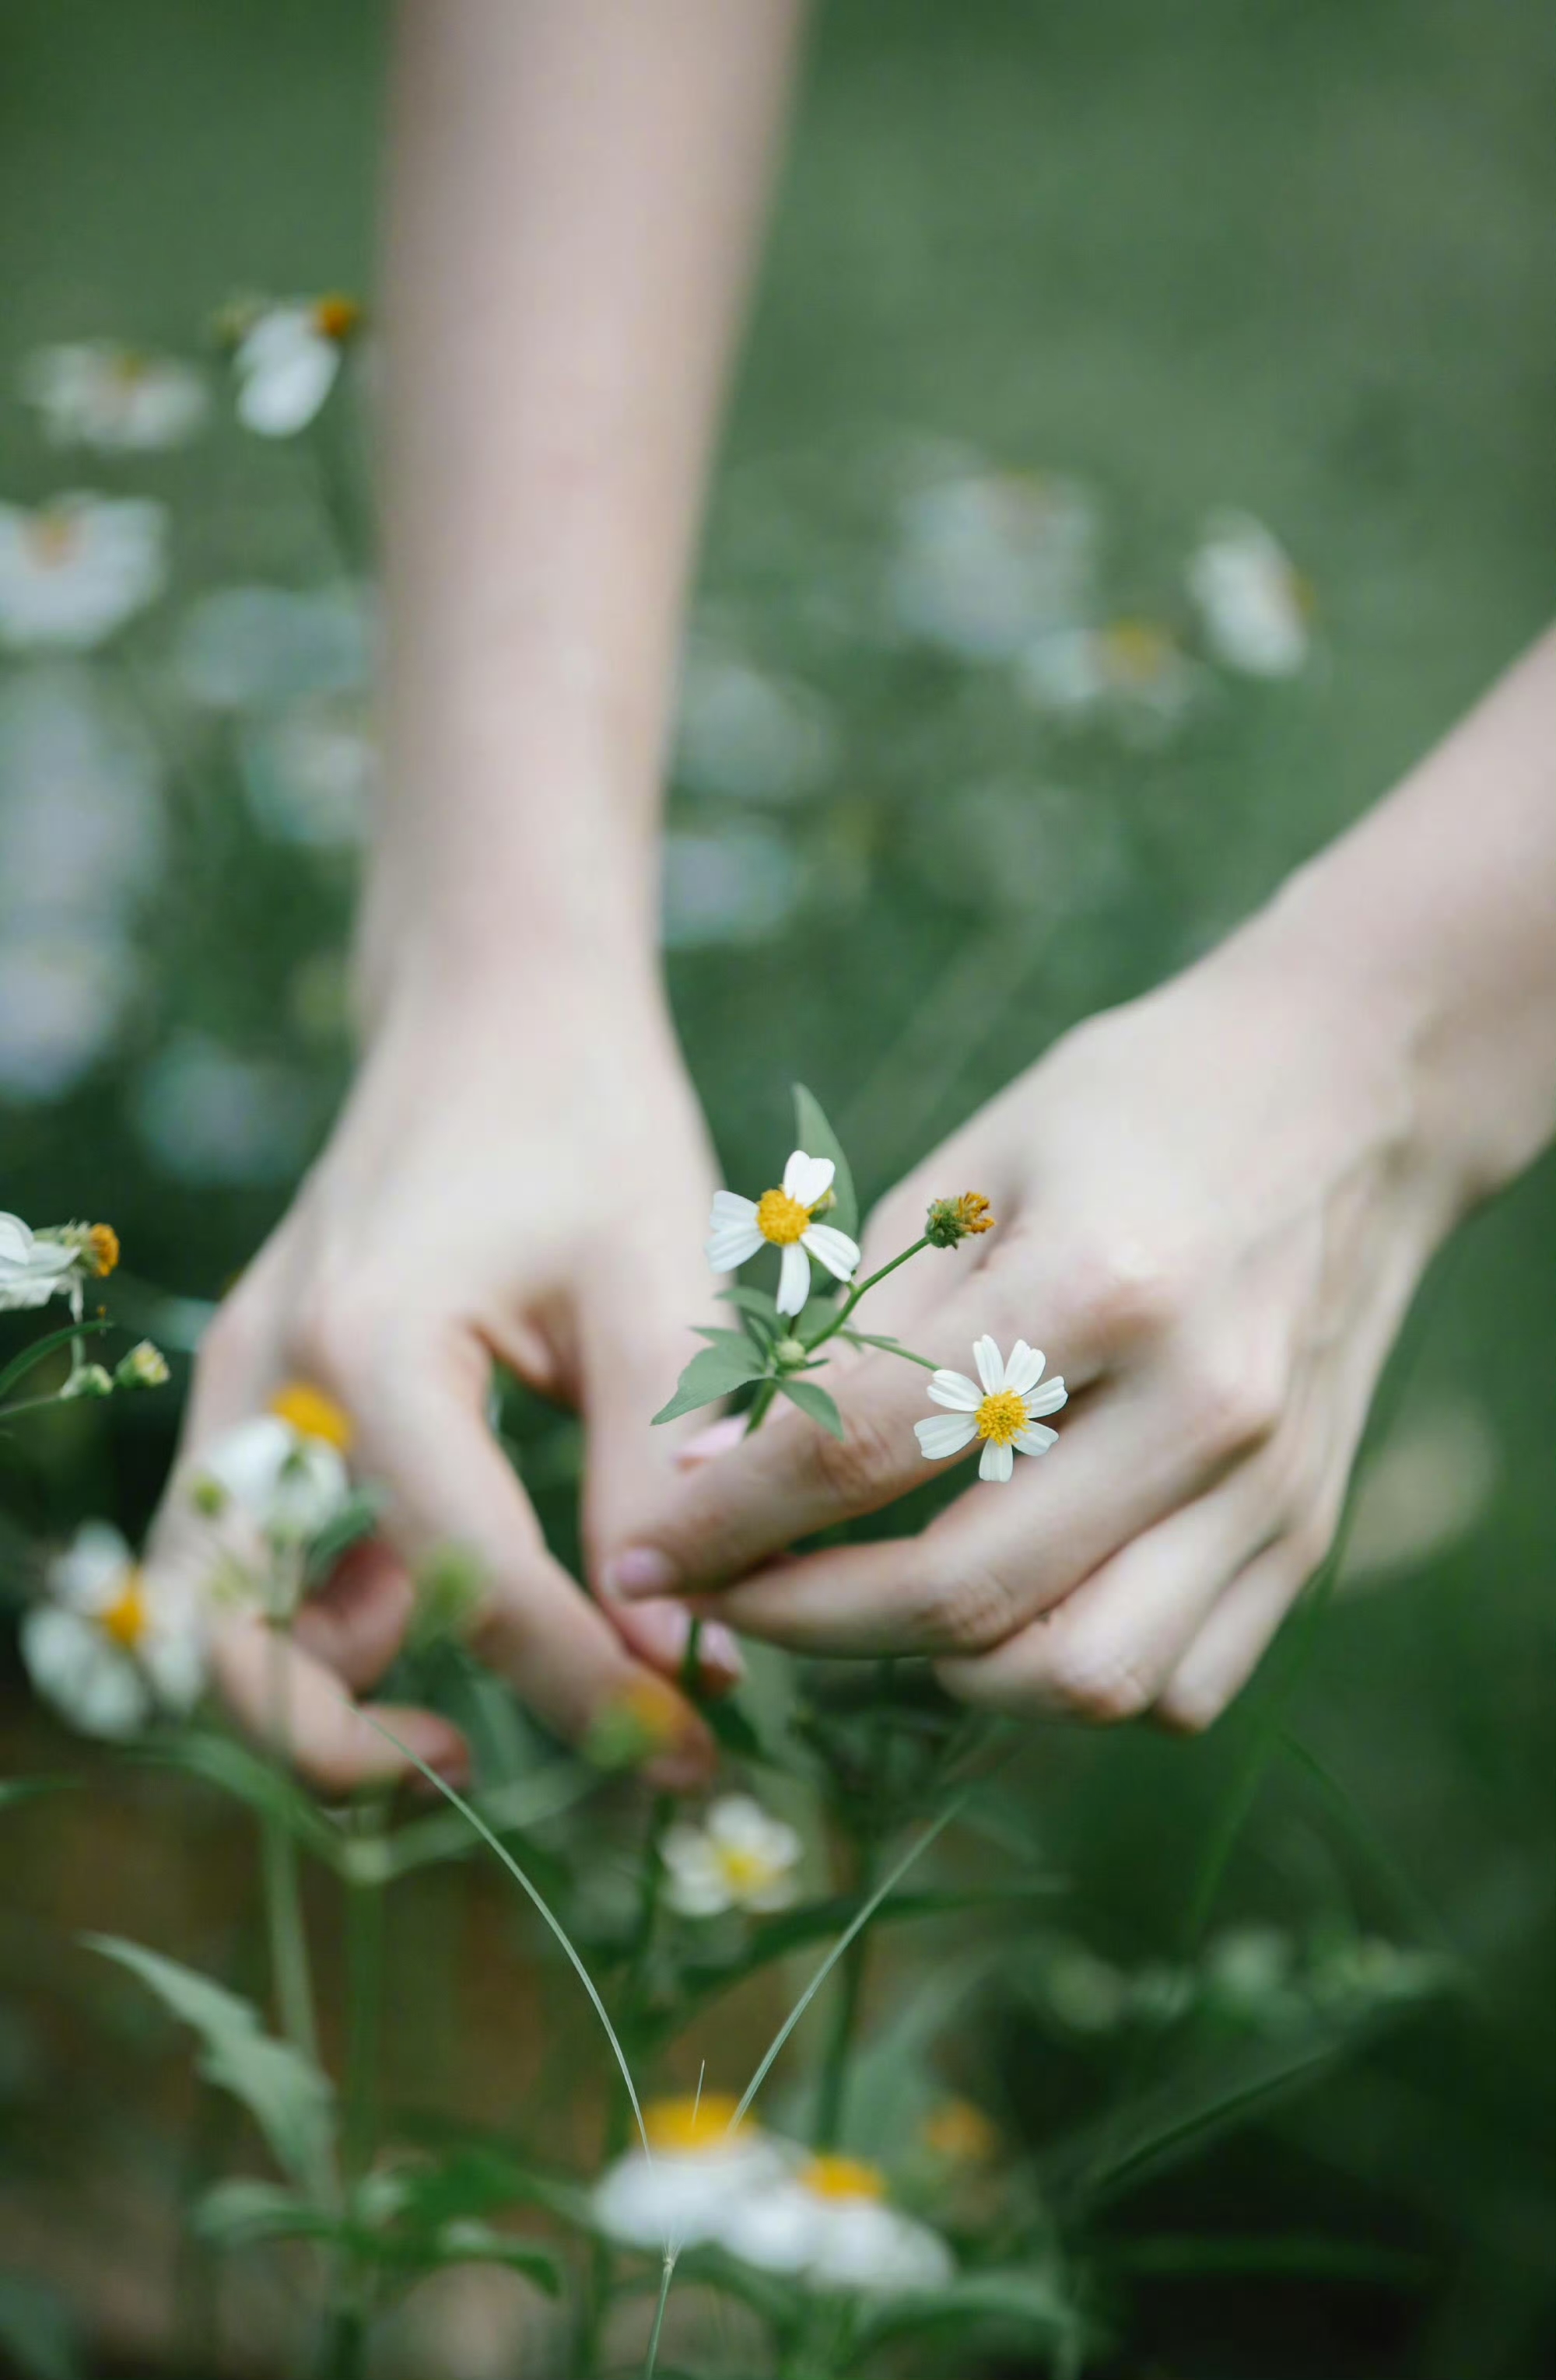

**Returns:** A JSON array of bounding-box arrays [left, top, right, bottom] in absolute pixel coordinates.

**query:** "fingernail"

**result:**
[[626, 1598, 691, 1668], [698, 1622, 745, 1683], [601, 1547, 678, 1601], [675, 1414, 748, 1470]]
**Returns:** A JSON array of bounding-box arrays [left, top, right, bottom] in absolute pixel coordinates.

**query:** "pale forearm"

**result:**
[[361, 0, 804, 1009]]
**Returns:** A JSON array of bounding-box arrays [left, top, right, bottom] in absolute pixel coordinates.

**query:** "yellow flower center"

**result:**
[[99, 1572, 148, 1652], [269, 1381, 354, 1451], [975, 1388, 1028, 1447], [715, 1843, 785, 1898], [800, 2153, 886, 2203], [86, 1223, 120, 1279], [1102, 618, 1174, 686], [756, 1187, 812, 1246], [922, 2098, 999, 2163], [643, 2093, 748, 2153], [110, 351, 150, 386], [24, 511, 82, 570], [312, 294, 362, 342]]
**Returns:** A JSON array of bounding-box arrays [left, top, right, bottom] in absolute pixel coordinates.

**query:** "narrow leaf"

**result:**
[[791, 1083, 858, 1240], [690, 1326, 763, 1356], [717, 1285, 780, 1332], [653, 1341, 766, 1426], [194, 2178, 333, 2249], [778, 1377, 845, 1440], [0, 1318, 114, 1402], [839, 1330, 937, 1370]]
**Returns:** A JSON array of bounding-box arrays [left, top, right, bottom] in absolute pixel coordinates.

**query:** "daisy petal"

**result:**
[[979, 1439, 1015, 1483], [783, 1151, 835, 1208], [1015, 1423, 1060, 1456], [802, 1222, 859, 1281], [776, 1242, 811, 1315], [706, 1223, 766, 1272], [915, 1415, 978, 1460], [710, 1190, 759, 1227], [972, 1335, 1005, 1395], [927, 1369, 982, 1411], [1023, 1376, 1068, 1419], [1003, 1341, 1046, 1396]]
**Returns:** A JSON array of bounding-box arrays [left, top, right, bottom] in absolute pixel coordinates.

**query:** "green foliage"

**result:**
[[792, 1082, 859, 1239], [653, 1335, 769, 1423], [778, 1375, 846, 1438], [0, 2278, 82, 2380]]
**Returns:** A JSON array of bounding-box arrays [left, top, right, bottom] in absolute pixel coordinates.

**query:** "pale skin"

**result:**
[[148, 0, 1555, 1787]]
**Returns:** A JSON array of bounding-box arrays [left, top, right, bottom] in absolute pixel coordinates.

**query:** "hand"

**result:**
[[602, 925, 1463, 1730], [148, 961, 735, 1793]]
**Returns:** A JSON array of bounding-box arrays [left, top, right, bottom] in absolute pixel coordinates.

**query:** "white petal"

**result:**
[[235, 317, 340, 437], [916, 1416, 977, 1460], [972, 1335, 1006, 1394], [706, 1223, 766, 1272], [661, 1836, 735, 1918], [801, 1222, 858, 1282], [717, 2183, 824, 2273], [1015, 1423, 1060, 1456], [782, 1151, 834, 1208], [1023, 1375, 1068, 1419], [706, 1795, 777, 1851], [21, 1607, 146, 1738], [808, 2202, 955, 2293], [710, 1190, 759, 1227], [51, 1521, 134, 1612], [776, 1242, 811, 1315], [1003, 1341, 1046, 1396], [926, 1369, 981, 1412], [594, 2146, 776, 2252], [979, 1439, 1015, 1482]]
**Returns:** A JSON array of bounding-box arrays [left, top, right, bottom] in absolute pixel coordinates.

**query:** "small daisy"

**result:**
[[706, 1150, 860, 1317], [232, 296, 361, 438], [21, 343, 209, 451], [591, 2095, 788, 2253], [0, 1210, 82, 1311], [0, 496, 167, 650], [1186, 511, 1311, 677], [915, 1335, 1067, 1482], [194, 1382, 354, 1544], [717, 2152, 955, 2294], [662, 1794, 803, 1918], [20, 1521, 204, 1740]]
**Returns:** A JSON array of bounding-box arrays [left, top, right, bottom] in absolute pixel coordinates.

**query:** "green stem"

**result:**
[[342, 1797, 387, 2185], [261, 1619, 321, 2074], [641, 2251, 678, 2379], [315, 2303, 367, 2380], [804, 1237, 931, 1354], [812, 1836, 874, 2151]]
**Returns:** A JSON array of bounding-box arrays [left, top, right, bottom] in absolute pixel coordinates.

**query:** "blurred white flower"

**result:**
[[1341, 1401, 1500, 1587], [888, 470, 1098, 662], [21, 1521, 204, 1739], [717, 2152, 955, 2293], [0, 1210, 81, 1311], [232, 297, 360, 437], [0, 928, 137, 1102], [132, 1034, 314, 1187], [706, 1150, 860, 1317], [194, 1389, 352, 1546], [661, 823, 801, 950], [1203, 1927, 1298, 2018], [20, 343, 209, 451], [1018, 618, 1200, 737], [240, 694, 376, 848], [1043, 1945, 1131, 2034], [916, 1336, 1067, 1483], [0, 668, 164, 926], [0, 496, 166, 650], [1186, 512, 1311, 677], [173, 583, 375, 712], [675, 643, 837, 803], [591, 2095, 789, 2253], [662, 1795, 803, 1918]]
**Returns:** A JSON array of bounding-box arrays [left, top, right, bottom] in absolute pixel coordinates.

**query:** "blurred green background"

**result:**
[[2, 1, 1551, 2375]]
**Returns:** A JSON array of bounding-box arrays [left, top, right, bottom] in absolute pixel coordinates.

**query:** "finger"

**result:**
[[597, 1282, 1007, 1604], [675, 1381, 1224, 1656], [934, 1482, 1280, 1721], [210, 1612, 470, 1797], [291, 1538, 415, 1693], [1154, 1524, 1330, 1733]]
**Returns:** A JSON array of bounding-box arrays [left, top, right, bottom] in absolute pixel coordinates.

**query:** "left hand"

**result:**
[[600, 920, 1462, 1729]]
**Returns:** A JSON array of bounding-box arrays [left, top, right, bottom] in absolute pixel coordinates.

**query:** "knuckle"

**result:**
[[1068, 1238, 1185, 1346], [288, 1279, 388, 1398], [805, 1402, 905, 1512], [1043, 1636, 1155, 1725], [1155, 1680, 1223, 1735], [1184, 1354, 1284, 1461], [913, 1559, 1019, 1655]]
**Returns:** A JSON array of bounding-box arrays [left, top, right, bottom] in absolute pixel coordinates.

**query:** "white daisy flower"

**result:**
[[1018, 618, 1199, 737], [0, 1210, 82, 1311], [662, 1795, 803, 1919], [194, 1384, 354, 1545], [20, 1521, 204, 1740], [0, 497, 167, 651], [21, 344, 209, 451], [888, 467, 1098, 663], [591, 2095, 789, 2254], [232, 297, 360, 438], [706, 1150, 860, 1317], [1186, 511, 1311, 677], [914, 1335, 1067, 1483], [717, 2152, 955, 2294]]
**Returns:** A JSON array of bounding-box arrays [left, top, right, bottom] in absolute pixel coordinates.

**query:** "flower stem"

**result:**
[[804, 1237, 931, 1355], [262, 1623, 321, 2071], [812, 1843, 874, 2150], [342, 1795, 387, 2184]]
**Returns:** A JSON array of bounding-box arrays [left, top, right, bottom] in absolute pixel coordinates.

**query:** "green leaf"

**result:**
[[0, 1778, 75, 1813], [421, 2221, 561, 2292], [717, 1285, 780, 1334], [690, 1325, 765, 1357], [194, 2178, 334, 2249], [305, 1487, 384, 1583], [139, 1732, 343, 1867], [852, 2265, 1078, 2351], [653, 1340, 766, 1426], [85, 1935, 335, 2190], [701, 1694, 768, 1762], [0, 1318, 114, 1403], [778, 1377, 844, 1440], [0, 2277, 83, 2380], [791, 1083, 858, 1239]]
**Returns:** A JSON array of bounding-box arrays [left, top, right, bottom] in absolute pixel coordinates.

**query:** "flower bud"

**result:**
[[773, 1337, 808, 1367], [925, 1192, 996, 1248], [61, 1363, 114, 1400], [115, 1339, 170, 1391]]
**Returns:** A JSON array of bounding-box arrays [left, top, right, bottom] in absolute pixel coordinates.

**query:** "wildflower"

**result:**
[[914, 1336, 1067, 1482], [591, 2095, 788, 2252], [193, 1383, 353, 1543], [0, 496, 166, 650], [231, 296, 361, 437], [583, 1672, 694, 1772], [924, 1192, 995, 1248], [718, 2152, 955, 2293], [921, 2099, 1000, 2165], [115, 1340, 170, 1391], [1018, 619, 1198, 733], [1186, 512, 1311, 677], [20, 1521, 203, 1739], [60, 1363, 114, 1400], [1044, 1945, 1131, 2033], [662, 1795, 803, 1918], [706, 1150, 860, 1316], [888, 467, 1098, 662], [20, 343, 208, 451], [0, 1211, 82, 1311]]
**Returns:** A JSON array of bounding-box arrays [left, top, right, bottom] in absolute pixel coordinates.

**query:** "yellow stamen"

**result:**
[[952, 1192, 994, 1235], [312, 293, 362, 341], [86, 1223, 120, 1279], [715, 1844, 784, 1897], [1102, 618, 1174, 686], [643, 2093, 749, 2153], [98, 1571, 148, 1652], [800, 2153, 886, 2203], [269, 1381, 354, 1451], [975, 1388, 1029, 1447], [24, 511, 82, 569], [922, 2098, 999, 2163], [756, 1187, 812, 1246]]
